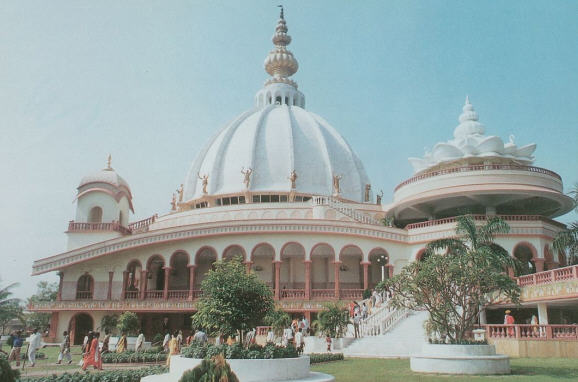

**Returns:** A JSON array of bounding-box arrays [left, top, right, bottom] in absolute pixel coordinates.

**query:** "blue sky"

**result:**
[[1, 0, 577, 298]]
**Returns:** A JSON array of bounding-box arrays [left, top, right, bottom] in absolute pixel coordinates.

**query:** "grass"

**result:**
[[310, 357, 578, 382]]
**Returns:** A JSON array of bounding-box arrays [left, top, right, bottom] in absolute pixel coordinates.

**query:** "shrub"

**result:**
[[317, 303, 350, 338], [152, 333, 164, 346], [117, 311, 140, 336], [181, 342, 298, 360], [0, 354, 20, 382], [101, 350, 167, 363], [309, 353, 344, 364], [179, 354, 239, 382], [19, 366, 167, 382], [362, 289, 372, 300]]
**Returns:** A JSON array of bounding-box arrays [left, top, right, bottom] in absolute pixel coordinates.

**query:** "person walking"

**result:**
[[162, 332, 171, 352], [193, 328, 208, 344], [294, 328, 304, 355], [166, 332, 179, 366], [28, 328, 44, 367], [135, 330, 145, 352], [353, 313, 361, 338], [116, 332, 127, 353], [325, 335, 332, 352], [8, 331, 23, 367], [266, 328, 275, 344], [361, 303, 368, 319], [56, 331, 72, 365], [82, 332, 102, 370], [101, 329, 111, 354]]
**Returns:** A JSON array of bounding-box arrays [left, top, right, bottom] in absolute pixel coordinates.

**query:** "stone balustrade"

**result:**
[[516, 265, 578, 287], [67, 221, 132, 235], [483, 324, 578, 341]]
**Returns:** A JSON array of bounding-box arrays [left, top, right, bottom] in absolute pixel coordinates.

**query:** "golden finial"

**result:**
[[278, 4, 284, 19], [106, 154, 113, 170]]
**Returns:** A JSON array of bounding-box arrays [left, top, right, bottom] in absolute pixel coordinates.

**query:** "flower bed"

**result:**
[[309, 353, 344, 364], [20, 366, 168, 382], [101, 350, 167, 363], [181, 342, 298, 360]]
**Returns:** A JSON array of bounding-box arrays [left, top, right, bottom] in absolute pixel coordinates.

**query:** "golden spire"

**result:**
[[264, 6, 299, 88], [106, 154, 113, 170]]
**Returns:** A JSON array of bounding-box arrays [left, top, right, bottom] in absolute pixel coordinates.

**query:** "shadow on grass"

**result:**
[[511, 365, 578, 379]]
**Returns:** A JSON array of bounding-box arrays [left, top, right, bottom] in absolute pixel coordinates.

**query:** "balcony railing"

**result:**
[[124, 291, 139, 299], [311, 289, 335, 299], [395, 164, 562, 191], [75, 291, 93, 300], [483, 324, 578, 341], [145, 290, 164, 299], [516, 265, 578, 287], [191, 289, 203, 299], [340, 289, 364, 299], [167, 290, 189, 299], [67, 221, 132, 235], [405, 214, 566, 230], [128, 214, 157, 233], [280, 289, 305, 299]]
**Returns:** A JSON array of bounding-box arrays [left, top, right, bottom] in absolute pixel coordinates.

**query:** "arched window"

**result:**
[[88, 207, 103, 223], [275, 96, 282, 105], [76, 274, 93, 299], [513, 244, 536, 276]]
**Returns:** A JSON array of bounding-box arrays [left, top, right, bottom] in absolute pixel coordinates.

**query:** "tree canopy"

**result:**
[[0, 281, 21, 335], [380, 215, 520, 342], [192, 257, 274, 338], [25, 281, 58, 330]]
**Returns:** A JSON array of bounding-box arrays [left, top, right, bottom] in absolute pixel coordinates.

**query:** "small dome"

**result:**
[[79, 168, 131, 192]]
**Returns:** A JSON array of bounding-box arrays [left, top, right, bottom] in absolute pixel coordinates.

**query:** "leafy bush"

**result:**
[[362, 289, 372, 300], [179, 354, 238, 382], [309, 353, 344, 364], [20, 366, 167, 382], [428, 338, 488, 345], [117, 311, 140, 336], [101, 350, 167, 363], [317, 303, 350, 338], [152, 333, 164, 346], [0, 354, 20, 382], [264, 309, 291, 335], [181, 342, 298, 360]]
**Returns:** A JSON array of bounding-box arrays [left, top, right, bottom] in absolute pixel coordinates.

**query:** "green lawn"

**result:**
[[310, 358, 578, 382]]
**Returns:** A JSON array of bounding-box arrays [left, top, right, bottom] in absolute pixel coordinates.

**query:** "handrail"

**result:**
[[516, 265, 578, 287], [128, 214, 158, 233], [405, 214, 567, 230], [67, 221, 132, 235], [482, 324, 578, 340], [313, 196, 382, 226], [395, 164, 562, 191]]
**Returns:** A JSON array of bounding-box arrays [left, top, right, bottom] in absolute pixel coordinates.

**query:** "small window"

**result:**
[[294, 196, 303, 202], [239, 196, 246, 204], [216, 199, 222, 206], [88, 207, 103, 223], [231, 196, 239, 205], [275, 96, 282, 105], [253, 195, 260, 203], [280, 195, 288, 202], [223, 198, 230, 206], [284, 97, 289, 105], [271, 195, 280, 202], [261, 195, 270, 203], [303, 197, 311, 202]]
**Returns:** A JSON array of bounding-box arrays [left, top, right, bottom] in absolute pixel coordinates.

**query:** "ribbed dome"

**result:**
[[183, 104, 371, 203], [79, 168, 131, 192]]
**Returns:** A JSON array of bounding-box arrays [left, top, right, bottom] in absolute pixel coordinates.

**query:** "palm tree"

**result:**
[[553, 184, 578, 266], [0, 281, 19, 310]]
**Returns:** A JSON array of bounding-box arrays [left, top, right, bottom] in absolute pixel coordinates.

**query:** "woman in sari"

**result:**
[[83, 332, 102, 370], [116, 332, 127, 353], [166, 332, 179, 366]]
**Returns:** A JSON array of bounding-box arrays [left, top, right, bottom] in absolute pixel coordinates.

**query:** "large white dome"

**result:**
[[183, 103, 370, 203]]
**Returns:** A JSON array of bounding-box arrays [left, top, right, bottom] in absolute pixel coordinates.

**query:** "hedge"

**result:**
[[309, 353, 344, 364], [101, 350, 167, 363], [20, 366, 168, 382], [181, 343, 298, 360]]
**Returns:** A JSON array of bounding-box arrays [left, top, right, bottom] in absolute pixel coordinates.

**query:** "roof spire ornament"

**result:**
[[106, 154, 113, 171], [264, 6, 299, 88]]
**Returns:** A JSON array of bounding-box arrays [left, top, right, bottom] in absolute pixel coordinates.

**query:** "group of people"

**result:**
[[348, 289, 394, 339], [274, 316, 309, 354], [6, 328, 44, 367]]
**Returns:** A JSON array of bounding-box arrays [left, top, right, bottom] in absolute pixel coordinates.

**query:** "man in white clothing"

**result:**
[[135, 330, 145, 352], [294, 328, 304, 355], [28, 328, 44, 367]]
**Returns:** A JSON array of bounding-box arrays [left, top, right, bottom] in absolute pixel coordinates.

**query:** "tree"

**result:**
[[179, 354, 239, 382], [553, 184, 578, 266], [264, 308, 291, 335], [380, 215, 520, 343], [317, 302, 350, 338], [117, 311, 140, 336], [192, 257, 274, 339], [25, 281, 58, 330], [101, 314, 119, 334], [0, 282, 21, 335]]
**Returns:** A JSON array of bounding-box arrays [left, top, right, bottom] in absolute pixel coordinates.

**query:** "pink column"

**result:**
[[121, 271, 129, 300], [140, 270, 148, 300], [48, 312, 59, 342], [334, 261, 341, 299], [388, 264, 394, 278], [107, 271, 114, 300], [244, 261, 253, 273], [57, 272, 63, 301], [304, 260, 312, 300], [188, 265, 196, 300], [533, 258, 545, 273], [163, 267, 171, 299], [361, 262, 370, 290], [274, 261, 281, 300]]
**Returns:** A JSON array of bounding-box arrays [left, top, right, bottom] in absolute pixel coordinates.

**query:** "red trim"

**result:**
[[250, 242, 276, 261], [170, 250, 191, 267], [280, 242, 306, 259], [194, 246, 218, 265], [310, 242, 336, 258], [222, 244, 247, 261], [338, 244, 363, 261], [513, 241, 538, 259], [146, 254, 165, 270]]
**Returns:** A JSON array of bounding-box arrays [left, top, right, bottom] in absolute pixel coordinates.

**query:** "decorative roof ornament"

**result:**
[[408, 96, 537, 174], [264, 6, 299, 88], [105, 154, 113, 171]]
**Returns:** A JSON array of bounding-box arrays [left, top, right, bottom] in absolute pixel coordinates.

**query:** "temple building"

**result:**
[[30, 11, 576, 345]]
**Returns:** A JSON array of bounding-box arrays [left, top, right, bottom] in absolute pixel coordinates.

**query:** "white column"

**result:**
[[479, 308, 487, 325], [537, 303, 549, 324]]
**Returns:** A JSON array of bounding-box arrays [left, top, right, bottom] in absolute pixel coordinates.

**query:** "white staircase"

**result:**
[[312, 196, 382, 225], [343, 310, 429, 358]]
